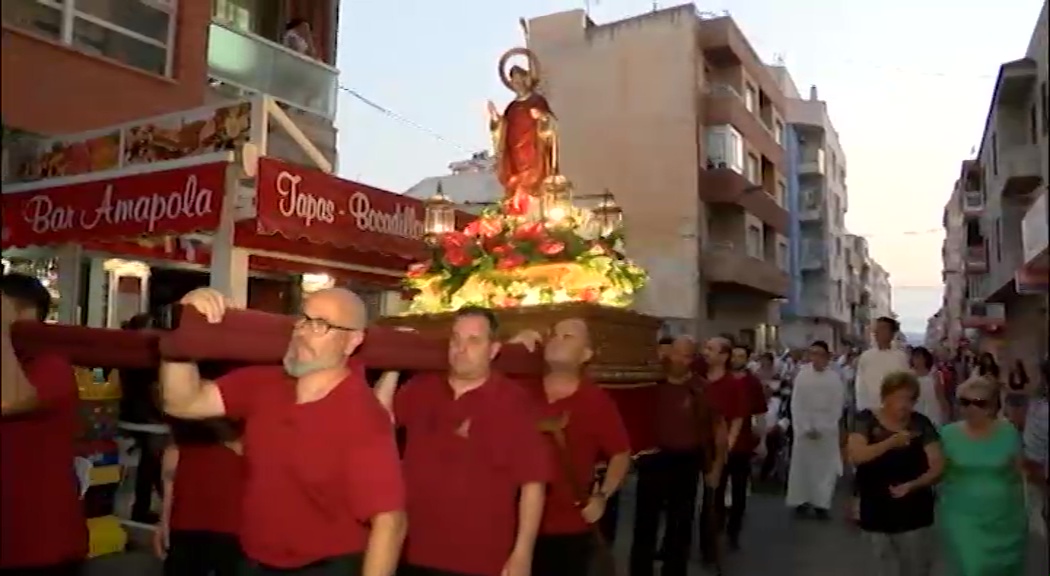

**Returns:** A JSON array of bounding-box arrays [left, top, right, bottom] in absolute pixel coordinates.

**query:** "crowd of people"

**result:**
[[2, 269, 1048, 576]]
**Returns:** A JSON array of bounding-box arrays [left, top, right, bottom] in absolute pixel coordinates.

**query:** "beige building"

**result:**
[[968, 0, 1048, 368], [517, 6, 790, 345]]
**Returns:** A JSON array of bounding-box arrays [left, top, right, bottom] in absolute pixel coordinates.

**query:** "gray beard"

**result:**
[[283, 355, 343, 378]]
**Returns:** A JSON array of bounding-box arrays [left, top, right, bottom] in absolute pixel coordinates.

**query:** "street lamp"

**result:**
[[591, 189, 623, 237], [423, 182, 455, 241], [541, 176, 572, 225]]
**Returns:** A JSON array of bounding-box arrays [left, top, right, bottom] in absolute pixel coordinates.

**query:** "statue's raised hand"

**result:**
[[487, 100, 501, 121]]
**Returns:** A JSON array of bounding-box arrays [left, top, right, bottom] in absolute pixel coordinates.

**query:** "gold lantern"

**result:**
[[592, 190, 623, 237], [423, 183, 455, 241], [541, 177, 572, 225]]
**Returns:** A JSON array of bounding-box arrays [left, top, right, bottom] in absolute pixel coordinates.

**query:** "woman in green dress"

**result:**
[[940, 375, 1028, 576]]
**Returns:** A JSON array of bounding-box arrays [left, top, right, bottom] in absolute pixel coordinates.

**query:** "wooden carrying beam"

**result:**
[[11, 307, 543, 376]]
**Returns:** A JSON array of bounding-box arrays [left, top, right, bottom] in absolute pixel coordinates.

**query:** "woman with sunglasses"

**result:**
[[940, 376, 1027, 576]]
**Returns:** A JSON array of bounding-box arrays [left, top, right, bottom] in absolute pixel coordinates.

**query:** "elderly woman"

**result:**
[[939, 376, 1028, 576], [847, 371, 943, 576]]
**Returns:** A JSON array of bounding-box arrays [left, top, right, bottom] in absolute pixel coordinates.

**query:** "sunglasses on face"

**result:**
[[959, 397, 990, 408]]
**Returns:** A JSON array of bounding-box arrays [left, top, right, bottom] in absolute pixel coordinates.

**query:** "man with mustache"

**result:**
[[511, 319, 632, 576], [375, 307, 550, 576], [160, 287, 406, 576]]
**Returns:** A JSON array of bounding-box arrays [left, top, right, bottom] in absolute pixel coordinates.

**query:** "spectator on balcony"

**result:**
[[282, 18, 317, 59]]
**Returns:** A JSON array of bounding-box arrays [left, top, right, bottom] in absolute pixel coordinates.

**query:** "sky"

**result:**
[[334, 0, 1046, 334]]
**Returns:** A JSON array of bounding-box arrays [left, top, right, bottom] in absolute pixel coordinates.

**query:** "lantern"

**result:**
[[592, 190, 623, 237], [541, 177, 572, 225], [423, 183, 455, 241]]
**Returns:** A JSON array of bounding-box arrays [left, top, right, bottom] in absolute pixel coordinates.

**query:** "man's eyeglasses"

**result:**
[[958, 397, 990, 408], [294, 315, 360, 336]]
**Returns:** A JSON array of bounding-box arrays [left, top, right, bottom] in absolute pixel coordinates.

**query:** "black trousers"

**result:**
[[240, 554, 362, 576], [629, 450, 702, 576], [715, 451, 752, 542], [130, 431, 165, 523], [532, 532, 592, 576], [166, 530, 242, 576], [0, 562, 82, 576], [397, 565, 473, 576]]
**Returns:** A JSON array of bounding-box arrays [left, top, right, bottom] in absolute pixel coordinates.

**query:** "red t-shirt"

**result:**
[[215, 364, 404, 569], [733, 372, 769, 454], [704, 372, 751, 452], [396, 373, 552, 576], [169, 443, 245, 535], [653, 375, 706, 451], [522, 380, 631, 535], [0, 355, 87, 569]]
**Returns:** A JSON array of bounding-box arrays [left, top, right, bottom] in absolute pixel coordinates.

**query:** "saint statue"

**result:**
[[487, 48, 558, 216]]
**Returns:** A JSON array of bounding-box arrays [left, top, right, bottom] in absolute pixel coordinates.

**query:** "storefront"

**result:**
[[1, 96, 440, 326]]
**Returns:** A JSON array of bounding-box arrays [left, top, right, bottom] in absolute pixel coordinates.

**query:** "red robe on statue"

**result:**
[[497, 93, 554, 213]]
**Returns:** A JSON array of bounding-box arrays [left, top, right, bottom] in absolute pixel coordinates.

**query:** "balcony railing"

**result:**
[[207, 22, 339, 120], [799, 241, 826, 271], [963, 245, 988, 273], [799, 149, 825, 175], [962, 301, 1005, 329], [962, 190, 985, 216]]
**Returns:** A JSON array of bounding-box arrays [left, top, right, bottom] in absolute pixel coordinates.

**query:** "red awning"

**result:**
[[246, 158, 431, 263], [1, 163, 227, 249]]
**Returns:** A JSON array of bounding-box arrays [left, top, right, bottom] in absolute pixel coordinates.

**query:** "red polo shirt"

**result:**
[[0, 354, 87, 569], [704, 372, 750, 451], [170, 443, 245, 535], [216, 364, 404, 569], [734, 372, 769, 454], [397, 373, 552, 576], [653, 375, 706, 451], [522, 380, 631, 535]]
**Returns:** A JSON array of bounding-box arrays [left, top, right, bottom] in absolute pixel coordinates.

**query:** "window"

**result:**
[[744, 84, 757, 113], [746, 225, 763, 259], [777, 241, 789, 271], [3, 0, 176, 77], [1042, 82, 1049, 137], [1031, 104, 1039, 144], [746, 153, 760, 184], [994, 219, 1002, 262], [776, 181, 786, 206], [991, 133, 999, 176], [774, 120, 784, 146], [705, 126, 745, 174]]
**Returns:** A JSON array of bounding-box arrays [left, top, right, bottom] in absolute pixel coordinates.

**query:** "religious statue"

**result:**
[[487, 48, 559, 217]]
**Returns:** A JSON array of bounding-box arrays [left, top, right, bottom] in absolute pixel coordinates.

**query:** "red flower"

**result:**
[[406, 260, 432, 278], [538, 240, 565, 256], [463, 220, 482, 237], [476, 217, 502, 238], [441, 231, 471, 251], [444, 248, 473, 267], [495, 253, 526, 270], [512, 221, 545, 241], [579, 288, 599, 303]]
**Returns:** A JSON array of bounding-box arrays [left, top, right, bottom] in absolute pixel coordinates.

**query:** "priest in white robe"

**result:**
[[786, 340, 845, 518]]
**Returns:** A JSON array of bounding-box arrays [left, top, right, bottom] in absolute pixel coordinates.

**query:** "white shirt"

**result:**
[[854, 347, 910, 412]]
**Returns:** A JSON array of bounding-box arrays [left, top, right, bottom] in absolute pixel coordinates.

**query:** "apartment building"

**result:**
[[967, 0, 1048, 367], [766, 65, 852, 348], [939, 160, 993, 352], [870, 262, 893, 320], [517, 6, 789, 347]]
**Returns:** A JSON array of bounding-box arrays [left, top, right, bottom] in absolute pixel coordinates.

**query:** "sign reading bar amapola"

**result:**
[[2, 163, 226, 249]]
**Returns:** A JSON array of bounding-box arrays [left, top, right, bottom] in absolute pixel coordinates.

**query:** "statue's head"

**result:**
[[508, 65, 533, 94]]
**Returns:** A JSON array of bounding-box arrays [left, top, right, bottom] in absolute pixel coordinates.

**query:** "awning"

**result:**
[[243, 158, 431, 263], [2, 162, 227, 249]]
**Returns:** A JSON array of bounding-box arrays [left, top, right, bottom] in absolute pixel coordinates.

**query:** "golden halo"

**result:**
[[498, 47, 541, 92]]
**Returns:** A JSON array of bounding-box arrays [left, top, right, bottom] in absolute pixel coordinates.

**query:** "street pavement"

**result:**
[[86, 480, 1049, 576]]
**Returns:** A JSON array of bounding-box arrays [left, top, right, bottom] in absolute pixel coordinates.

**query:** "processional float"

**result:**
[[12, 43, 664, 450]]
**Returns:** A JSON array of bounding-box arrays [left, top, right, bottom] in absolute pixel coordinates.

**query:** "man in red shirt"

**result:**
[[697, 336, 749, 565], [630, 336, 726, 576], [512, 318, 632, 576], [160, 287, 406, 576], [1, 274, 87, 576], [375, 307, 551, 576], [720, 344, 768, 551], [154, 418, 245, 576]]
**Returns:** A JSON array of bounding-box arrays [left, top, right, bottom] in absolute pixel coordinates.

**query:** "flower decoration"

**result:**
[[403, 204, 648, 314]]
